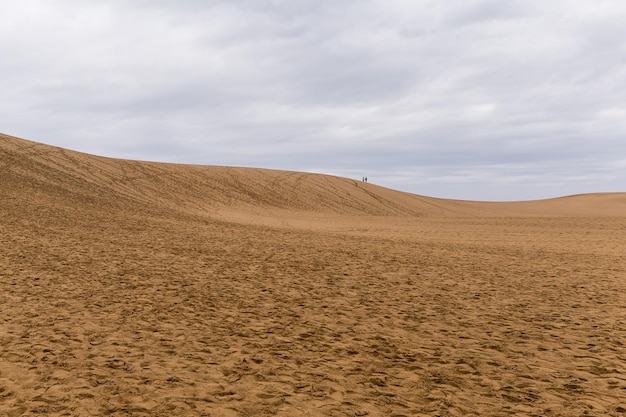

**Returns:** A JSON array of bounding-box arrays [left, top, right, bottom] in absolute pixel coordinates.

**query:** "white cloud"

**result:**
[[1, 0, 625, 200]]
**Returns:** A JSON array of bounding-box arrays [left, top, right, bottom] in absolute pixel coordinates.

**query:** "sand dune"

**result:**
[[1, 132, 625, 416]]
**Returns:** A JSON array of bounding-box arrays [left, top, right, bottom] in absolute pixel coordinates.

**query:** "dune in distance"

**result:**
[[1, 132, 625, 416]]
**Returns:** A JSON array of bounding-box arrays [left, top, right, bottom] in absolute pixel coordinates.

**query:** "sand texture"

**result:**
[[1, 133, 625, 416]]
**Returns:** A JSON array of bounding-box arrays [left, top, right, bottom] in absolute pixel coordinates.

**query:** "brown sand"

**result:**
[[1, 133, 625, 416]]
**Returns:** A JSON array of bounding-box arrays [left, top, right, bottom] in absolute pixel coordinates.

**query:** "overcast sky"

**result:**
[[2, 0, 625, 201]]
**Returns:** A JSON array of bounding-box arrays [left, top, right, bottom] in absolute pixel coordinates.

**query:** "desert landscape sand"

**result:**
[[1, 132, 625, 416]]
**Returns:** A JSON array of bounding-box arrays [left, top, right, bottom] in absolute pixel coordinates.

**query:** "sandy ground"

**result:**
[[1, 134, 625, 416]]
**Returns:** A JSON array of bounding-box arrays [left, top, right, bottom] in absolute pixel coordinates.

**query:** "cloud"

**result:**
[[1, 0, 625, 200]]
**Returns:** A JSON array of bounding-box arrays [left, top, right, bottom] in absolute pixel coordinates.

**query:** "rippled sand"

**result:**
[[1, 134, 625, 416]]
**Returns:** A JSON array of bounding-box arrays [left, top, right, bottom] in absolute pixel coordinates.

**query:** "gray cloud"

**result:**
[[1, 0, 625, 200]]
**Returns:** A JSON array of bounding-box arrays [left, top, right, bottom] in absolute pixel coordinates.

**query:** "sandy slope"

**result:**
[[1, 133, 625, 416]]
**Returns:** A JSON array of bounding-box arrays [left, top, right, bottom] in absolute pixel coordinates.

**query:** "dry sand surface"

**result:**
[[1, 133, 625, 416]]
